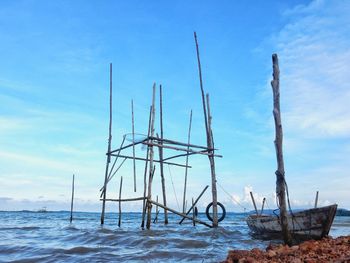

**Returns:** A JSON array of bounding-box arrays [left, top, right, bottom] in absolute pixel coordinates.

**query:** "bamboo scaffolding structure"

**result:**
[[99, 36, 224, 231], [159, 85, 168, 224], [179, 185, 209, 224], [271, 53, 292, 245], [70, 174, 75, 223], [148, 199, 212, 228], [141, 106, 152, 229], [131, 100, 137, 192], [101, 63, 113, 225], [182, 110, 192, 213], [250, 191, 258, 215], [118, 176, 123, 227], [146, 84, 156, 229]]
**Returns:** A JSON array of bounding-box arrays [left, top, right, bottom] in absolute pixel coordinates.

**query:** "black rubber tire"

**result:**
[[205, 202, 226, 222]]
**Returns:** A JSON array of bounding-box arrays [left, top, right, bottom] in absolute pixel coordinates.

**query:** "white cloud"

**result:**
[[275, 0, 350, 138]]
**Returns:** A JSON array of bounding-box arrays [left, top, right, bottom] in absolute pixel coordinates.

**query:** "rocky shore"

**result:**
[[222, 235, 350, 263]]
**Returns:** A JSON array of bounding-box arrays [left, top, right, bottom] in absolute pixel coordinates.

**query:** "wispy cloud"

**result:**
[[275, 0, 350, 138]]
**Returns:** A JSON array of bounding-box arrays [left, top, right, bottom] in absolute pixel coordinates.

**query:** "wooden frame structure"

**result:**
[[99, 32, 222, 229]]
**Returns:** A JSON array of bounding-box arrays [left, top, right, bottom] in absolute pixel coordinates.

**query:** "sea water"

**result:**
[[0, 211, 349, 262]]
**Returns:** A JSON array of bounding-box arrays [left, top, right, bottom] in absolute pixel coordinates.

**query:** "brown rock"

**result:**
[[267, 250, 276, 258]]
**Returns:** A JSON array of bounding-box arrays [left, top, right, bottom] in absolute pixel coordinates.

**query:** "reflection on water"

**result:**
[[0, 211, 349, 262]]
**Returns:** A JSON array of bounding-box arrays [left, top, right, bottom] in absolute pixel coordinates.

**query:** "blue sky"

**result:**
[[0, 0, 349, 212]]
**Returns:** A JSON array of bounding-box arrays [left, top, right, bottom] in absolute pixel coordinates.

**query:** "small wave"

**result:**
[[53, 246, 100, 255], [0, 226, 40, 231]]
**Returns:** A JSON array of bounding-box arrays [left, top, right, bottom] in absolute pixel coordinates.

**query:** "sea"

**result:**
[[0, 211, 349, 263]]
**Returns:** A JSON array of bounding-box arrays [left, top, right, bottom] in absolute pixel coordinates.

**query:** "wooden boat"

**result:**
[[246, 204, 338, 240]]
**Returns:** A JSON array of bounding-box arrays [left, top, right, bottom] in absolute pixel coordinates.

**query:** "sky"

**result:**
[[0, 0, 349, 213]]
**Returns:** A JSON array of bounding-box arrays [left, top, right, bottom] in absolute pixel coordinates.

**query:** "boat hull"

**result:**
[[246, 204, 337, 240]]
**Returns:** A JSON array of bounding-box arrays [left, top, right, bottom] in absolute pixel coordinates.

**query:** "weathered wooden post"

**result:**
[[314, 191, 319, 208], [249, 191, 258, 215], [101, 63, 113, 225], [70, 174, 75, 223], [261, 197, 266, 215], [271, 53, 292, 245], [159, 85, 168, 224], [194, 32, 218, 227]]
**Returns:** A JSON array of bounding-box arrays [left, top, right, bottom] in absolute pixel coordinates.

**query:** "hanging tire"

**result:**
[[206, 202, 226, 222]]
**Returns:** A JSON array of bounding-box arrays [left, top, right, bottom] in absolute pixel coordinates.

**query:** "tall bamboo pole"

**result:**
[[131, 100, 137, 192], [206, 93, 218, 227], [141, 106, 152, 229], [159, 85, 168, 224], [271, 54, 292, 245], [194, 32, 218, 227], [118, 176, 123, 227], [70, 174, 75, 223], [146, 83, 156, 229], [101, 63, 113, 225], [182, 110, 192, 213]]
